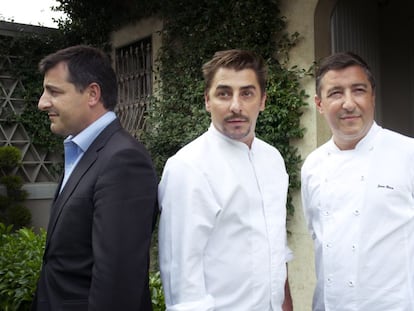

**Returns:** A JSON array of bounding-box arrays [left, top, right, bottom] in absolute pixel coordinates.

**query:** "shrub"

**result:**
[[0, 224, 46, 311], [0, 147, 21, 174], [150, 271, 165, 310], [0, 147, 30, 228]]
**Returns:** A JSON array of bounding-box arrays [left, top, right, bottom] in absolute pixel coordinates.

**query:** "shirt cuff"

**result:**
[[167, 294, 215, 311]]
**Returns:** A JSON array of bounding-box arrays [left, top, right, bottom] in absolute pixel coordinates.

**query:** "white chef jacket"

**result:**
[[158, 124, 292, 311], [301, 122, 414, 311]]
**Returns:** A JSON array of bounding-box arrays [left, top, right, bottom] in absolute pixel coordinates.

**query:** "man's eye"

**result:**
[[47, 89, 60, 97], [354, 88, 366, 94], [217, 92, 230, 97], [327, 91, 341, 98]]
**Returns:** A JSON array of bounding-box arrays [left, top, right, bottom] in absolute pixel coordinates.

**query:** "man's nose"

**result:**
[[229, 96, 242, 113], [342, 92, 356, 111], [38, 92, 50, 111]]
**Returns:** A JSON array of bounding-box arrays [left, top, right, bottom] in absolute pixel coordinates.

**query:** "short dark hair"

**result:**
[[202, 49, 267, 95], [39, 45, 118, 110], [315, 52, 376, 97]]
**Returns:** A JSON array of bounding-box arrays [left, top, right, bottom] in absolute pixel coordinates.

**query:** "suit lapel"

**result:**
[[45, 120, 122, 249], [46, 175, 64, 235]]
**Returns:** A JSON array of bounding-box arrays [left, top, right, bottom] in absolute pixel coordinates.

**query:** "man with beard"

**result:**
[[158, 49, 293, 311]]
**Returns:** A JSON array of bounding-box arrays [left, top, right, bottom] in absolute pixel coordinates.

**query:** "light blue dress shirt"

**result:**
[[60, 111, 117, 192]]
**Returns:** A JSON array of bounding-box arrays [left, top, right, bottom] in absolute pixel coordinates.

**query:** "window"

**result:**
[[115, 37, 152, 138]]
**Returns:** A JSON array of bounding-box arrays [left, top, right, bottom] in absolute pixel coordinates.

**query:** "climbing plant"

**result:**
[[0, 32, 65, 154], [1, 0, 308, 215]]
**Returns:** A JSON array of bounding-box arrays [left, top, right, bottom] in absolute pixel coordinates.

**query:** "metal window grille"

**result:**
[[115, 37, 153, 139]]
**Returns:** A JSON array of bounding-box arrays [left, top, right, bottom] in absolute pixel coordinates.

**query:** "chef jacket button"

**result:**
[[325, 243, 332, 248], [352, 244, 356, 251], [327, 277, 333, 286], [323, 210, 330, 216], [353, 209, 360, 216], [348, 280, 355, 287]]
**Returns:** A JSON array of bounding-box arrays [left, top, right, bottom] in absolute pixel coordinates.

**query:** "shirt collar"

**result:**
[[327, 122, 381, 153], [208, 123, 254, 151], [64, 111, 117, 152]]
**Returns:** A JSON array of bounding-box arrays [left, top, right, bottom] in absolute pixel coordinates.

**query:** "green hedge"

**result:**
[[0, 146, 31, 228], [0, 224, 45, 311]]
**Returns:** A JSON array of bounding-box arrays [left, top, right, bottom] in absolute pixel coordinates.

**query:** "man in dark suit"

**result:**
[[31, 45, 158, 311]]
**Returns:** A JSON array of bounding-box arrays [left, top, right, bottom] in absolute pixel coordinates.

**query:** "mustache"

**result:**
[[224, 114, 249, 122]]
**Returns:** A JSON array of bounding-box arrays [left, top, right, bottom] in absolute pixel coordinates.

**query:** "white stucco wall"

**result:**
[[22, 183, 56, 231], [279, 0, 320, 310]]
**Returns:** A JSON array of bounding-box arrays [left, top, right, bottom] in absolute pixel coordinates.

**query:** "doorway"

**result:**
[[315, 0, 414, 137]]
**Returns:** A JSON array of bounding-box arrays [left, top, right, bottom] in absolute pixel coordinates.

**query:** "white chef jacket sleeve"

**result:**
[[158, 157, 219, 311]]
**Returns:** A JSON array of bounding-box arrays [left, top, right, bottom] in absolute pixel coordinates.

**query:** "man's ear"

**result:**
[[260, 93, 267, 111], [315, 94, 323, 114], [87, 83, 101, 107], [205, 93, 211, 112]]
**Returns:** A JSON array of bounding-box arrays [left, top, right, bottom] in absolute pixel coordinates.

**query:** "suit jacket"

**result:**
[[31, 119, 158, 311]]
